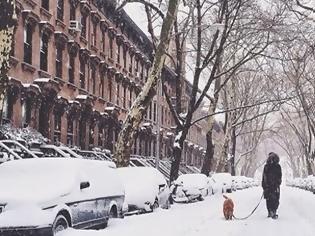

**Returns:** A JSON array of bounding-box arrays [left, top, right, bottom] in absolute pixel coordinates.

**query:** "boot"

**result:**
[[267, 211, 272, 218], [270, 210, 278, 219]]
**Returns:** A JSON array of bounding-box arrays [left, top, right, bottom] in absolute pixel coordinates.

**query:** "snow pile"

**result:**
[[0, 123, 48, 144]]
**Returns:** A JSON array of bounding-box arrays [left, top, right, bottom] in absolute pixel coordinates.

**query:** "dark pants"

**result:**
[[265, 188, 280, 213]]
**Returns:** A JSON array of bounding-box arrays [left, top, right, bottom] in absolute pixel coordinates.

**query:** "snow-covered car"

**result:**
[[0, 158, 125, 235], [211, 172, 233, 193], [0, 140, 38, 163], [117, 167, 170, 214], [172, 173, 212, 202]]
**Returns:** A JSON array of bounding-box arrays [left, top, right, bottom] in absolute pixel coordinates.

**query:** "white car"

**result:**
[[117, 167, 170, 214], [211, 172, 232, 193], [0, 158, 125, 235], [172, 173, 212, 202]]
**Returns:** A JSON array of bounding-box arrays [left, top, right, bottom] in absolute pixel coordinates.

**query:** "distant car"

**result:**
[[0, 158, 125, 235], [117, 167, 170, 214], [0, 140, 38, 163], [172, 173, 212, 202], [211, 173, 232, 193]]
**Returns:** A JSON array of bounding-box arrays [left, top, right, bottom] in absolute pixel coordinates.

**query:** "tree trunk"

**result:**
[[0, 0, 16, 123], [169, 127, 188, 183], [230, 126, 236, 176], [201, 131, 215, 176], [114, 0, 180, 167]]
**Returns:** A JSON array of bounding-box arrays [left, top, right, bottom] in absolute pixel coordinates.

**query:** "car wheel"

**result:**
[[152, 198, 159, 211], [53, 214, 69, 235], [197, 195, 204, 201], [109, 206, 118, 218]]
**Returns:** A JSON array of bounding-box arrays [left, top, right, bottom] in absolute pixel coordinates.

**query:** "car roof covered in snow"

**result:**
[[0, 158, 124, 206]]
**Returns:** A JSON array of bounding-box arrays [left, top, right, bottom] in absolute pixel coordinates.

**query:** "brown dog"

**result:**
[[223, 195, 234, 220]]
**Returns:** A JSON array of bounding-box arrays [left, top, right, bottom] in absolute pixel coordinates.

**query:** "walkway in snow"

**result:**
[[60, 186, 315, 236]]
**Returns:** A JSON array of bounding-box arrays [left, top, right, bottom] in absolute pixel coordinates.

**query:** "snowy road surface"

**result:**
[[60, 186, 315, 236]]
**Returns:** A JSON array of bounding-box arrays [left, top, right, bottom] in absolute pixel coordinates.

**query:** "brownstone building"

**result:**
[[3, 0, 208, 166]]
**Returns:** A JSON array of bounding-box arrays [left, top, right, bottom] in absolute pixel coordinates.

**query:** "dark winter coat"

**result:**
[[262, 153, 282, 199]]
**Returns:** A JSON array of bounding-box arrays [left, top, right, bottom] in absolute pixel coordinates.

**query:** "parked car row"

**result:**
[[0, 138, 258, 235], [0, 139, 116, 168], [170, 173, 258, 203], [286, 176, 315, 193]]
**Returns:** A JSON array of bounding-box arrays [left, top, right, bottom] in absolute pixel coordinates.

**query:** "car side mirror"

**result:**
[[80, 181, 90, 190]]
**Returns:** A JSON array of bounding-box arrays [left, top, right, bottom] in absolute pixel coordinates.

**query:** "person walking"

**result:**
[[262, 152, 282, 219]]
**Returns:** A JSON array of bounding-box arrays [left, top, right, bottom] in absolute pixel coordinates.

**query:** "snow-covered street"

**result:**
[[60, 186, 315, 236]]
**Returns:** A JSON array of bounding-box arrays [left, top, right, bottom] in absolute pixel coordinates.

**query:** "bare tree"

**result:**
[[114, 0, 180, 167]]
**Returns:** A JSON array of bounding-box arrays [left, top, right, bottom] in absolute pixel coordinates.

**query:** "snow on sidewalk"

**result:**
[[60, 186, 315, 236]]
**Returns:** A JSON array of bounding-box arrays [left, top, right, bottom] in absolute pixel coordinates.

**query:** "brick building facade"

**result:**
[[3, 0, 208, 167]]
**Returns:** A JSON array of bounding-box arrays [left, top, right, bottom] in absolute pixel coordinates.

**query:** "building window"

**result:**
[[135, 58, 139, 74], [109, 37, 113, 59], [109, 80, 112, 102], [54, 113, 61, 144], [123, 86, 127, 108], [79, 59, 85, 89], [55, 47, 63, 78], [81, 15, 87, 38], [100, 72, 105, 98], [149, 102, 152, 120], [41, 0, 49, 10], [91, 67, 96, 94], [40, 33, 49, 72], [153, 102, 157, 122], [70, 3, 76, 20], [24, 23, 32, 64], [57, 0, 64, 21], [92, 23, 97, 46], [67, 117, 74, 146], [161, 106, 164, 125], [116, 44, 120, 64], [129, 55, 133, 73], [123, 49, 127, 68], [116, 83, 120, 106], [69, 56, 75, 83], [101, 31, 106, 52], [129, 88, 132, 107]]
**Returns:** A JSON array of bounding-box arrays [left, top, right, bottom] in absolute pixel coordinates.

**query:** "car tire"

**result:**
[[152, 198, 159, 211], [53, 214, 69, 235], [109, 206, 118, 218], [197, 195, 204, 201]]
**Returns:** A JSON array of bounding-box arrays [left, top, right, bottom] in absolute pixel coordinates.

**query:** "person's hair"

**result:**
[[268, 152, 280, 164]]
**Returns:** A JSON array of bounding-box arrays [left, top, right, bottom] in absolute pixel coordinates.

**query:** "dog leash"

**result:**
[[232, 192, 264, 220]]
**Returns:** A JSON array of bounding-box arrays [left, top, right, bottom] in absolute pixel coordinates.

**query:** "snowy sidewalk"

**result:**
[[60, 186, 315, 236]]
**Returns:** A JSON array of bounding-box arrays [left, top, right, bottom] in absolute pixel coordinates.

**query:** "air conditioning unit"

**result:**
[[69, 20, 82, 32]]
